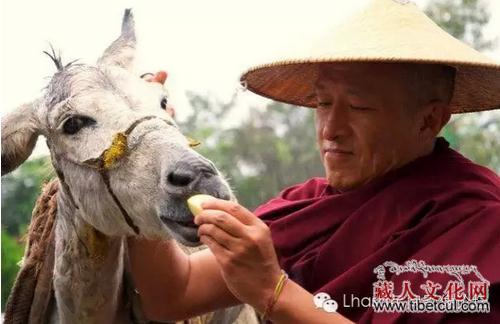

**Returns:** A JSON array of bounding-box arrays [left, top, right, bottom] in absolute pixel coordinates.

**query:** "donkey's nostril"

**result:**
[[167, 170, 196, 187]]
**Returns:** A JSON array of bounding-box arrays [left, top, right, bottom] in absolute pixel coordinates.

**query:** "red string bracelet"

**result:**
[[261, 269, 289, 321]]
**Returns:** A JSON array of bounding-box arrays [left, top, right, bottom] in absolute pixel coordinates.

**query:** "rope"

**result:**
[[3, 179, 215, 324], [4, 179, 59, 324]]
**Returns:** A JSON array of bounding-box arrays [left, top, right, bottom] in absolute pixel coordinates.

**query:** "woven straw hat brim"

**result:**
[[240, 0, 500, 114]]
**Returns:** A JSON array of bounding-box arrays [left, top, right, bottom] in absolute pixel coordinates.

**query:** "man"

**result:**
[[129, 0, 500, 322]]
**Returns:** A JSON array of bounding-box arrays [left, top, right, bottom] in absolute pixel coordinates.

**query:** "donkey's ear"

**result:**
[[98, 9, 136, 70], [1, 101, 41, 176]]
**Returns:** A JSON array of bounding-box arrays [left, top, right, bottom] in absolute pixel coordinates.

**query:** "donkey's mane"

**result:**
[[43, 45, 78, 72], [2, 8, 258, 323], [42, 52, 116, 109]]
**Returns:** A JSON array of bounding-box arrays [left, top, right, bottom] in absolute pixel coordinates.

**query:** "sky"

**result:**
[[1, 0, 499, 157]]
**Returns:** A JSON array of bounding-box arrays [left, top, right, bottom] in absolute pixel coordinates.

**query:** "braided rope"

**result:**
[[4, 179, 59, 324], [3, 177, 252, 324]]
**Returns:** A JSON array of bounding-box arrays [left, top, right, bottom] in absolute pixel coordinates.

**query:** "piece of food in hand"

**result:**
[[187, 194, 215, 217]]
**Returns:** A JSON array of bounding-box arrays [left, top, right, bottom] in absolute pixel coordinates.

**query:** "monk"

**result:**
[[129, 0, 500, 323]]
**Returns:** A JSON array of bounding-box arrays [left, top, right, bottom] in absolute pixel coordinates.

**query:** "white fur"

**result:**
[[1, 10, 243, 324]]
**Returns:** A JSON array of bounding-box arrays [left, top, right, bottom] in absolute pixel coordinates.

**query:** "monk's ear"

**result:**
[[1, 101, 42, 175], [417, 100, 451, 141]]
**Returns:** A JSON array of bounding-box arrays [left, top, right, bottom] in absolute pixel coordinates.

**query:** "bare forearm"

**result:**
[[127, 238, 240, 321], [127, 238, 191, 319], [268, 280, 353, 324]]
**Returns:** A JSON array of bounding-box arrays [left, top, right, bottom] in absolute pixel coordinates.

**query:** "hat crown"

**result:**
[[241, 0, 500, 113], [303, 0, 493, 64]]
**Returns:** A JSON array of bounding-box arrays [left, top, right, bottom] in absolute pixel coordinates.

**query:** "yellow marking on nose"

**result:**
[[103, 133, 128, 169]]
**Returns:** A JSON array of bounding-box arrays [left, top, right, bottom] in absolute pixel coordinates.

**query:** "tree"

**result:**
[[425, 0, 496, 50], [1, 0, 498, 311], [425, 0, 500, 172], [1, 157, 54, 310], [176, 0, 500, 211], [179, 94, 323, 210], [1, 157, 54, 236], [1, 229, 24, 311]]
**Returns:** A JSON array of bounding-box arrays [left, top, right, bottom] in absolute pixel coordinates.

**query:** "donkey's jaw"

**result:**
[[160, 215, 201, 246]]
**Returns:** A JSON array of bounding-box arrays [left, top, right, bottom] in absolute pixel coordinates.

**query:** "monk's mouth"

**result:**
[[324, 150, 354, 162], [323, 149, 354, 155]]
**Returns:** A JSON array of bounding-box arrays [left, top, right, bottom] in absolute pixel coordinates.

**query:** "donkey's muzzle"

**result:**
[[164, 153, 229, 199]]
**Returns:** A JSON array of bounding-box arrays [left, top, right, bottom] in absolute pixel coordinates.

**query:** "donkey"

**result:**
[[1, 9, 258, 324]]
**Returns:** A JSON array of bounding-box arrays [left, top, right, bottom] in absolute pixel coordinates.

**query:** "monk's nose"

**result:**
[[322, 106, 350, 140]]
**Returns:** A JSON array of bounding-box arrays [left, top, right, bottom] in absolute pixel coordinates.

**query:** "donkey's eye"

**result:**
[[62, 116, 96, 135], [160, 97, 168, 110]]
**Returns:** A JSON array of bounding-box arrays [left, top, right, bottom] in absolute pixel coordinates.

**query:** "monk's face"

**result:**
[[315, 63, 430, 190]]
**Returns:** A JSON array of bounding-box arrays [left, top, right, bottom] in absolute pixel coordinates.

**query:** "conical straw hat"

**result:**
[[240, 0, 500, 113]]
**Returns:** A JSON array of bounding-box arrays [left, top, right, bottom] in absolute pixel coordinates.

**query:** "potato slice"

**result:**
[[187, 194, 215, 217]]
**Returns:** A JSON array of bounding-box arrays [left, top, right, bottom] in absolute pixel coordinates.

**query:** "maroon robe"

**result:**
[[255, 138, 500, 323]]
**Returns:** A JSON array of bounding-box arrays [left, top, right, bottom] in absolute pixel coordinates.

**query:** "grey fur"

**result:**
[[2, 9, 257, 324], [98, 9, 136, 69]]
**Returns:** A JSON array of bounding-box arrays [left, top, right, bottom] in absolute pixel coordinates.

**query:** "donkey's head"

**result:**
[[1, 10, 231, 246]]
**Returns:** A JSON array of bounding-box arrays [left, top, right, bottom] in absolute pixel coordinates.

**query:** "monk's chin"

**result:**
[[326, 173, 364, 191]]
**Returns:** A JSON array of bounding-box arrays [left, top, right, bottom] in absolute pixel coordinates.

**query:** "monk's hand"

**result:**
[[194, 199, 282, 312]]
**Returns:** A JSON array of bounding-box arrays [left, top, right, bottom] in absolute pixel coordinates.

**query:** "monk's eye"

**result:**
[[349, 105, 372, 111], [317, 102, 332, 109], [160, 96, 168, 110], [62, 116, 96, 135]]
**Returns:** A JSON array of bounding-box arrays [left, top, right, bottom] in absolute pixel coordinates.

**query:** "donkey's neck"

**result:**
[[53, 188, 129, 324]]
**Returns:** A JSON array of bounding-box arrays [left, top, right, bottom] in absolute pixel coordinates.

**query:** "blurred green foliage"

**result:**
[[425, 0, 496, 50], [2, 157, 54, 236], [181, 96, 324, 209], [1, 229, 25, 309], [1, 0, 499, 312], [1, 157, 54, 311], [425, 0, 500, 171]]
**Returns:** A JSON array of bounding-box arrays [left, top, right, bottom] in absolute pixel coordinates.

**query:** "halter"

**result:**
[[53, 115, 200, 235]]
